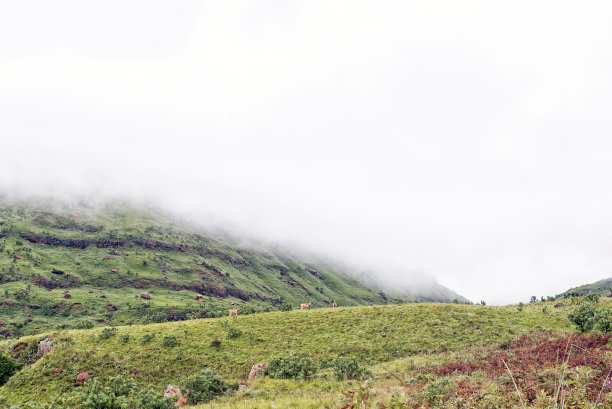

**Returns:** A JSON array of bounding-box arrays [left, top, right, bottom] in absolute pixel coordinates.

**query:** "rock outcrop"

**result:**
[[76, 371, 90, 383], [248, 362, 269, 380], [164, 385, 186, 407], [38, 338, 52, 356]]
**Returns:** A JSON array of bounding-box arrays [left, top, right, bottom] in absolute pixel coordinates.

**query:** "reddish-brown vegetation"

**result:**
[[431, 333, 612, 402]]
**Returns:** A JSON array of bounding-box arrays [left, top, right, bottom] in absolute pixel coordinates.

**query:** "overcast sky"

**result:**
[[1, 1, 612, 304]]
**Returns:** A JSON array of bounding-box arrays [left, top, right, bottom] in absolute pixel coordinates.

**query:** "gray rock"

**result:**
[[38, 338, 52, 356]]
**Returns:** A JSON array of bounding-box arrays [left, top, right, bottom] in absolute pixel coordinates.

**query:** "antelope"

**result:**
[[228, 308, 239, 316], [300, 301, 312, 310], [332, 300, 338, 308]]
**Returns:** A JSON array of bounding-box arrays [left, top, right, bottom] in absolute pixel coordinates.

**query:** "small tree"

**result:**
[[595, 309, 612, 334], [266, 351, 317, 380], [0, 354, 17, 386], [329, 357, 366, 380], [183, 368, 231, 404], [568, 302, 597, 333]]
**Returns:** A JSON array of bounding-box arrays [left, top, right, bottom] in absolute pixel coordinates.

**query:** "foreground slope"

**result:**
[[1, 199, 449, 336], [0, 302, 571, 406]]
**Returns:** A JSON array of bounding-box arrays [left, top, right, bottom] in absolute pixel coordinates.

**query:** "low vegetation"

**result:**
[[1, 201, 424, 338], [0, 300, 576, 406]]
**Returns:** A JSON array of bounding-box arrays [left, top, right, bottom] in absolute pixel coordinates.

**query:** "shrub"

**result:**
[[517, 302, 523, 312], [162, 335, 178, 347], [210, 339, 222, 349], [141, 333, 156, 345], [226, 326, 242, 339], [128, 385, 177, 409], [595, 308, 612, 334], [568, 302, 597, 333], [329, 357, 366, 380], [98, 327, 117, 340], [0, 354, 17, 386], [75, 320, 95, 329], [121, 334, 130, 343], [73, 376, 176, 409], [266, 351, 317, 380], [11, 339, 39, 367], [279, 303, 292, 311], [183, 368, 232, 404]]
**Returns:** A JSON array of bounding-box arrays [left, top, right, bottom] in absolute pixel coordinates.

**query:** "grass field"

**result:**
[[0, 300, 575, 406], [1, 200, 425, 337]]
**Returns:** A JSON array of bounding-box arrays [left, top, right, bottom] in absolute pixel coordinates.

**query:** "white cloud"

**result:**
[[2, 1, 612, 304]]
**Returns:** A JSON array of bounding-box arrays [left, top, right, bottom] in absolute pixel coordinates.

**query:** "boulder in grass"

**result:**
[[76, 371, 90, 383], [554, 303, 566, 308], [38, 338, 52, 356], [141, 292, 151, 300], [164, 385, 186, 407], [51, 269, 64, 275]]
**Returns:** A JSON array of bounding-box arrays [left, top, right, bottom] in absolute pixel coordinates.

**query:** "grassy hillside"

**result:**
[[0, 301, 573, 406], [0, 199, 467, 337], [557, 277, 612, 299]]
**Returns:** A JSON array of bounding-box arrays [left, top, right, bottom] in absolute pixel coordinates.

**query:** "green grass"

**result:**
[[0, 301, 572, 406], [1, 200, 420, 337], [557, 277, 612, 299]]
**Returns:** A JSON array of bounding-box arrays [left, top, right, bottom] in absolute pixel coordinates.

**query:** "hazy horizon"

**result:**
[[2, 1, 612, 305]]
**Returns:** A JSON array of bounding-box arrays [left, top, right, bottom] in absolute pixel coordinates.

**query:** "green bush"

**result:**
[[279, 303, 292, 311], [227, 326, 242, 339], [73, 376, 176, 409], [0, 354, 17, 386], [568, 302, 597, 333], [183, 368, 232, 404], [162, 335, 178, 347], [329, 357, 366, 380], [98, 327, 117, 340], [121, 334, 130, 343], [266, 351, 317, 380], [11, 339, 39, 367], [595, 308, 612, 334], [209, 339, 222, 349], [141, 333, 156, 345]]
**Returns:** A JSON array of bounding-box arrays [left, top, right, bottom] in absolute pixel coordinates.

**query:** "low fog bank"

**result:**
[[3, 1, 612, 305], [0, 189, 467, 303]]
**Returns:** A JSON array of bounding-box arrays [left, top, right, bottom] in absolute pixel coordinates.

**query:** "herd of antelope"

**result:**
[[228, 300, 338, 316]]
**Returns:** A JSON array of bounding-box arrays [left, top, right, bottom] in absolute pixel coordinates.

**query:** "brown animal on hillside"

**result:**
[[228, 308, 239, 316], [300, 301, 312, 310], [332, 300, 338, 308]]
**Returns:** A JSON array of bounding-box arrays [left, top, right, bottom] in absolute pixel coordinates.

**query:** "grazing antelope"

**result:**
[[228, 308, 239, 316], [300, 301, 312, 310], [332, 300, 338, 308]]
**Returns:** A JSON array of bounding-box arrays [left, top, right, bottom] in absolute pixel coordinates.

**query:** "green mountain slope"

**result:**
[[0, 302, 572, 406], [556, 277, 612, 299], [0, 199, 466, 337]]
